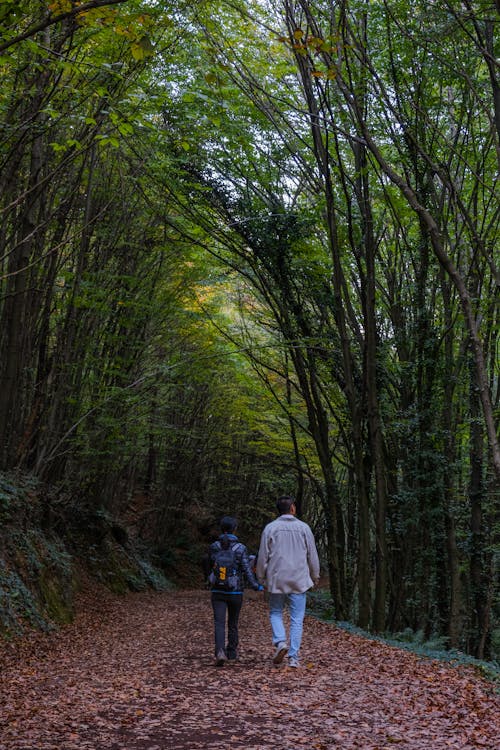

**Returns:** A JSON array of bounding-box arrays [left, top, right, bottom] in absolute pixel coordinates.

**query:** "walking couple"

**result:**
[[207, 495, 320, 669]]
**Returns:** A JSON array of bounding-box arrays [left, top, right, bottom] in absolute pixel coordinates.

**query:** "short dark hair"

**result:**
[[276, 496, 294, 514], [220, 515, 237, 532]]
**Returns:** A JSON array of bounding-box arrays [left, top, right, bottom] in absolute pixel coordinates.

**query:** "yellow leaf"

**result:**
[[307, 36, 323, 48], [49, 0, 72, 12], [131, 35, 154, 61], [131, 44, 145, 60], [114, 24, 133, 38]]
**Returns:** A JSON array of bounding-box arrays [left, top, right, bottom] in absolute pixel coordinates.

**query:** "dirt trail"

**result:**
[[0, 587, 498, 750]]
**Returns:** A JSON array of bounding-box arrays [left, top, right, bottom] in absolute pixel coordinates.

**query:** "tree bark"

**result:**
[[355, 140, 388, 632], [469, 355, 491, 660], [0, 97, 45, 466]]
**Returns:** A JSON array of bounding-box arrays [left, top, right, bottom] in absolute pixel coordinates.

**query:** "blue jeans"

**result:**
[[269, 592, 307, 660]]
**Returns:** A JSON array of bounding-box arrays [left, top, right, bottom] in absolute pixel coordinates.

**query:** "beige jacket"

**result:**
[[256, 514, 320, 594]]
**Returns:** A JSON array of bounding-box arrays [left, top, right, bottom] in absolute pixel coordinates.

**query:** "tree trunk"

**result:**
[[353, 134, 387, 631], [290, 343, 346, 618], [469, 356, 490, 660], [0, 107, 44, 466], [285, 7, 369, 624]]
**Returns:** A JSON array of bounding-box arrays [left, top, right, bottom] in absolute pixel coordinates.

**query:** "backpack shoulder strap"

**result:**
[[230, 542, 245, 558]]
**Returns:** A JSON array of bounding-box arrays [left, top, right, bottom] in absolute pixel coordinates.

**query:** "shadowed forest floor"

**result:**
[[0, 586, 498, 750]]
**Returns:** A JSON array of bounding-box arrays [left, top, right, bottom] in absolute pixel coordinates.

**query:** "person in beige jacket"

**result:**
[[256, 496, 320, 668]]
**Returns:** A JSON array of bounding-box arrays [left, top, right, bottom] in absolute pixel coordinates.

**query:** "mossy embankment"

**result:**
[[0, 472, 173, 639]]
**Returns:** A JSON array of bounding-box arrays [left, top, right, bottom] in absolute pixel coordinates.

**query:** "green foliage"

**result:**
[[314, 617, 500, 685], [0, 473, 39, 524], [0, 566, 49, 636], [307, 589, 336, 621], [0, 529, 74, 635], [0, 0, 497, 660], [0, 479, 17, 521]]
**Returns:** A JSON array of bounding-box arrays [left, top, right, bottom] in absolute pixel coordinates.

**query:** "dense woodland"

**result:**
[[0, 1, 498, 660]]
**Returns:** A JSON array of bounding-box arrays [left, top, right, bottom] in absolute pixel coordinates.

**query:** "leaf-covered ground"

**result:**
[[0, 586, 498, 750]]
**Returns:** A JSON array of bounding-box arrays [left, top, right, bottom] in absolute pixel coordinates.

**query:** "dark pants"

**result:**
[[211, 592, 243, 657]]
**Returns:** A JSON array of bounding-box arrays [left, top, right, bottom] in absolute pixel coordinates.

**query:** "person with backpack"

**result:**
[[207, 515, 260, 666], [256, 495, 320, 668]]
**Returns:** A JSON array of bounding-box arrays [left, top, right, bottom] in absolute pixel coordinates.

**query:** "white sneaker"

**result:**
[[287, 656, 299, 668], [272, 642, 288, 664]]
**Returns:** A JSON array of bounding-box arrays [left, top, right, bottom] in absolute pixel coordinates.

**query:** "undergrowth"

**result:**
[[306, 588, 500, 687]]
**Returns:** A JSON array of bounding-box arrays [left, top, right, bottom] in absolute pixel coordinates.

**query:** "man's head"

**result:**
[[276, 495, 296, 515], [220, 515, 238, 532]]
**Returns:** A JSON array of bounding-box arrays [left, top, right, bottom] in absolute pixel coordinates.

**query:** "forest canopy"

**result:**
[[0, 0, 498, 660]]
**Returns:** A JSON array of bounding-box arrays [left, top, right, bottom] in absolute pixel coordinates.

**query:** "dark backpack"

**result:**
[[209, 535, 242, 591]]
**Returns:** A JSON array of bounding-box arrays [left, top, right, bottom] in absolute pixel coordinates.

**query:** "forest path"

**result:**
[[0, 587, 498, 750]]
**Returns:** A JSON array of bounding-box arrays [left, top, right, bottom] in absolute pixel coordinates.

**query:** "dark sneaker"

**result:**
[[272, 642, 288, 664], [215, 649, 227, 666]]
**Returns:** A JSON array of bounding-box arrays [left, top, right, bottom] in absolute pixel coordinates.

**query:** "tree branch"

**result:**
[[0, 0, 128, 53]]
